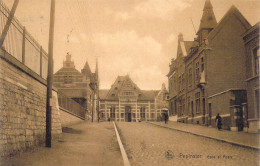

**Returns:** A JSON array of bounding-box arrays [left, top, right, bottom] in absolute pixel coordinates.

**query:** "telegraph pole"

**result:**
[[96, 58, 100, 122], [46, 0, 55, 148], [0, 0, 19, 47]]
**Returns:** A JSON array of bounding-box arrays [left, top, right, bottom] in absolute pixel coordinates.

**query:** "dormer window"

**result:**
[[111, 94, 115, 97], [115, 87, 118, 90], [138, 94, 142, 97]]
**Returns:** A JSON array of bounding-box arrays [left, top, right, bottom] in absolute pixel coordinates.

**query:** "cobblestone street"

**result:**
[[116, 122, 259, 166]]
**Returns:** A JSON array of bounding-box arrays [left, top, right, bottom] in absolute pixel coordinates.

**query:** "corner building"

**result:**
[[168, 0, 256, 132], [243, 22, 260, 133], [99, 75, 169, 122]]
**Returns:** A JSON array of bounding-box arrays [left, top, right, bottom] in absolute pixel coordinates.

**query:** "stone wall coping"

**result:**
[[0, 48, 57, 92]]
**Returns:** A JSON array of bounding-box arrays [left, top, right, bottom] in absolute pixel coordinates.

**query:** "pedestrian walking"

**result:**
[[164, 112, 168, 124], [215, 113, 222, 130]]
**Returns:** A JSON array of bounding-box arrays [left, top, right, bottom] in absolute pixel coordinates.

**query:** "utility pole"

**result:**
[[46, 0, 55, 148], [92, 95, 94, 122], [96, 58, 100, 122], [0, 0, 19, 47]]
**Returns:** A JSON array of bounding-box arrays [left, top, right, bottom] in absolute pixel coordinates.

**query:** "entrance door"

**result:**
[[191, 101, 194, 123], [209, 103, 212, 125], [125, 106, 132, 122], [237, 107, 244, 131], [127, 113, 131, 122], [202, 99, 206, 124]]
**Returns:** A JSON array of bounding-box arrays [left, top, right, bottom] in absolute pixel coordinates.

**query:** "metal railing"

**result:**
[[0, 2, 88, 119], [57, 92, 87, 120], [0, 1, 48, 79]]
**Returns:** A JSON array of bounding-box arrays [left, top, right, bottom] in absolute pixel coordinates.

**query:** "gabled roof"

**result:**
[[208, 5, 251, 40], [243, 21, 260, 36], [177, 33, 195, 57], [100, 89, 109, 100], [99, 89, 159, 101], [55, 53, 82, 76], [54, 67, 82, 76], [139, 90, 160, 100], [102, 75, 159, 101], [183, 41, 196, 55], [82, 61, 92, 77], [105, 75, 142, 100], [197, 0, 217, 34]]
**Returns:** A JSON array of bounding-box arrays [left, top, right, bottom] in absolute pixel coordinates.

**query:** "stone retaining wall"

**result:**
[[0, 57, 62, 157]]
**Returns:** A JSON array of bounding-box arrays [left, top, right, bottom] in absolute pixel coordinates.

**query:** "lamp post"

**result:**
[[46, 0, 55, 148]]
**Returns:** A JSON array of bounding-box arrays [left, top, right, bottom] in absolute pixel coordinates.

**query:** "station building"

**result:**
[[99, 75, 169, 122]]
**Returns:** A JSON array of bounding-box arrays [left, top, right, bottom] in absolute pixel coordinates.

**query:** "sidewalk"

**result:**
[[148, 121, 260, 150], [2, 122, 123, 166]]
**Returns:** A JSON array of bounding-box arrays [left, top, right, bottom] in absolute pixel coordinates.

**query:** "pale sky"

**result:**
[[3, 0, 260, 90]]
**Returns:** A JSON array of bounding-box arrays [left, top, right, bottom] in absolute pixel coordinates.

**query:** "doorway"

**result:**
[[209, 103, 212, 125], [125, 106, 131, 122], [236, 107, 244, 131], [191, 101, 194, 123]]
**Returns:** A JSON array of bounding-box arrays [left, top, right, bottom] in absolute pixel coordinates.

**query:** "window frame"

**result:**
[[140, 107, 146, 119], [195, 62, 200, 82], [252, 46, 260, 76], [188, 68, 192, 87], [195, 92, 200, 113], [254, 87, 260, 119], [110, 107, 116, 119]]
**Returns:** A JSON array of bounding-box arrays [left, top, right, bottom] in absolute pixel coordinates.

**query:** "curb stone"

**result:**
[[147, 122, 260, 151]]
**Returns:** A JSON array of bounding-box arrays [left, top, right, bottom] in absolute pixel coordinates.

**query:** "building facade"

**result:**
[[243, 22, 260, 133], [167, 33, 194, 118], [99, 75, 169, 122], [168, 0, 254, 131], [53, 53, 99, 121]]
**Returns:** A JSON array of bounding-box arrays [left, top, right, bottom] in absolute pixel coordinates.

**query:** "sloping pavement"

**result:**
[[148, 121, 260, 150], [2, 122, 123, 166]]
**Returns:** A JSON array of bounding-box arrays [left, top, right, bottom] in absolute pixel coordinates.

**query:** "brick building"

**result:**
[[53, 53, 99, 121], [167, 33, 194, 118], [99, 75, 169, 122], [168, 0, 254, 131], [243, 22, 260, 133]]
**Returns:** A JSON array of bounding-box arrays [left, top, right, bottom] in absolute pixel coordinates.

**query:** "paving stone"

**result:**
[[117, 122, 259, 166]]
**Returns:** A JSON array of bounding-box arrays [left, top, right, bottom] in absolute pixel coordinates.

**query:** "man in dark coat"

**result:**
[[164, 112, 169, 124], [215, 113, 222, 130]]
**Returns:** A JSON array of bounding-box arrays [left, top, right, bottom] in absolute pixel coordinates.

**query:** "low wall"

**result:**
[[0, 51, 62, 157], [60, 108, 85, 127]]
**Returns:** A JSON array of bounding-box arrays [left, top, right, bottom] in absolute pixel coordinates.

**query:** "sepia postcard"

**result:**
[[0, 0, 259, 165]]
